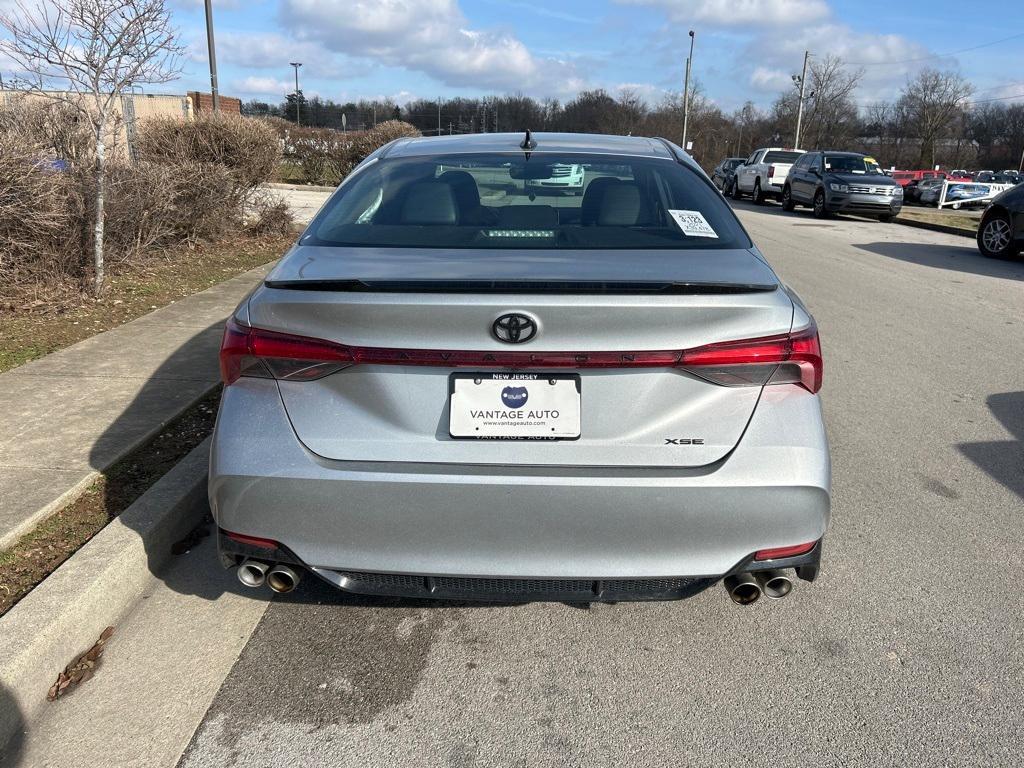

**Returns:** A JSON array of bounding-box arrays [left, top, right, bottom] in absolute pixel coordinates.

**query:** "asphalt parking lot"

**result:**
[[12, 200, 1024, 767]]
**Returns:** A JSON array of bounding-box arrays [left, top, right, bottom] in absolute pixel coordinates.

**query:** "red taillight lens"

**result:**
[[680, 323, 822, 393], [220, 319, 822, 394], [768, 165, 775, 178], [223, 530, 280, 550], [220, 318, 354, 385], [754, 540, 817, 561]]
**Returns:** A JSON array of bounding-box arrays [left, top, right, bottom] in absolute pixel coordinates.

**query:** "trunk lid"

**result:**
[[251, 245, 793, 469]]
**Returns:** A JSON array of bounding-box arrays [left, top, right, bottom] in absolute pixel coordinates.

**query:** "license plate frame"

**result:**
[[448, 372, 582, 440]]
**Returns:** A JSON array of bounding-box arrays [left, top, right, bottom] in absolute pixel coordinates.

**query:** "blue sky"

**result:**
[[10, 0, 1024, 110]]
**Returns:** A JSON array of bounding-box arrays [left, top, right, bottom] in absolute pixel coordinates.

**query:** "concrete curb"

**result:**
[[0, 438, 211, 754], [0, 385, 218, 554], [267, 181, 337, 193], [894, 216, 976, 239]]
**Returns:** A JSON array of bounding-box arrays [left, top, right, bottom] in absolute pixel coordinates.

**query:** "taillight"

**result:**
[[220, 318, 354, 385], [754, 540, 817, 561], [680, 324, 822, 393], [767, 165, 775, 178], [223, 530, 280, 550], [220, 319, 822, 394]]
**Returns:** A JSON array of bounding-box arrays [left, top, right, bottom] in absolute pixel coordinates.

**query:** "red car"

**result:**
[[891, 170, 949, 187]]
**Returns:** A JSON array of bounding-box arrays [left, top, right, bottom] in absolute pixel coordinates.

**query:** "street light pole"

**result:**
[[681, 30, 695, 152], [203, 0, 220, 112], [794, 50, 810, 149], [290, 62, 302, 126]]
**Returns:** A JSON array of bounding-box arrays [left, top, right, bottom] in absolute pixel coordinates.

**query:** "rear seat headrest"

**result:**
[[400, 182, 459, 225], [597, 183, 643, 226]]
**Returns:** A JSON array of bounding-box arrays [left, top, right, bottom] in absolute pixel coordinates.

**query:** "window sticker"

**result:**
[[668, 209, 719, 238]]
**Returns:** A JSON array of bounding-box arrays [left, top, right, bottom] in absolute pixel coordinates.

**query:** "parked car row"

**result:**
[[893, 168, 1023, 186], [713, 148, 1022, 261], [724, 148, 902, 222]]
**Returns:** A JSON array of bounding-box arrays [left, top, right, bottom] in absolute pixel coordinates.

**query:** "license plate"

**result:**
[[449, 373, 581, 439]]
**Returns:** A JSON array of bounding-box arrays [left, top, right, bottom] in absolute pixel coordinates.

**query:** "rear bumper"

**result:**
[[210, 379, 831, 584]]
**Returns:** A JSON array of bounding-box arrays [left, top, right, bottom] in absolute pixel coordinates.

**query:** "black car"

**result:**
[[711, 157, 745, 193], [977, 184, 1024, 259], [782, 151, 902, 221]]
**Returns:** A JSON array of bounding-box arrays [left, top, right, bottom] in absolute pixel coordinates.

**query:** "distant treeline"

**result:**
[[243, 64, 1024, 172]]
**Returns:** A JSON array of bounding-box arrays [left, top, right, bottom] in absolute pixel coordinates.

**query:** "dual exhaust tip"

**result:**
[[242, 559, 791, 603], [237, 559, 301, 594], [723, 569, 793, 605]]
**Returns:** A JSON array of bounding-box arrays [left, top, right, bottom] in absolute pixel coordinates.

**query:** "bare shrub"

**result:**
[[0, 133, 85, 301], [93, 161, 240, 263], [246, 192, 296, 237], [286, 126, 347, 185], [272, 120, 420, 186], [135, 113, 279, 190], [0, 96, 95, 165]]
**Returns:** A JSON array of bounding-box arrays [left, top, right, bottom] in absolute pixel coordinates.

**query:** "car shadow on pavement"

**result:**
[[854, 241, 1024, 281], [957, 392, 1024, 501], [0, 683, 25, 768], [83, 321, 256, 603]]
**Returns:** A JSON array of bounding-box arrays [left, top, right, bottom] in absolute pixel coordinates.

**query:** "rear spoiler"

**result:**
[[262, 279, 778, 295]]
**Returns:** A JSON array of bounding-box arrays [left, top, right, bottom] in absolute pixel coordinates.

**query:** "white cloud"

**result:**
[[749, 67, 790, 92], [614, 0, 828, 26], [278, 0, 583, 94], [745, 23, 934, 102], [232, 76, 295, 98], [615, 82, 669, 105]]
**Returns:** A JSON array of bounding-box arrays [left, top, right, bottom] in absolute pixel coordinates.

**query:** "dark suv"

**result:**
[[783, 151, 903, 221], [710, 157, 745, 192]]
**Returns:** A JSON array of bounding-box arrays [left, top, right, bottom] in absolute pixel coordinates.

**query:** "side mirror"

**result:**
[[811, 167, 821, 177]]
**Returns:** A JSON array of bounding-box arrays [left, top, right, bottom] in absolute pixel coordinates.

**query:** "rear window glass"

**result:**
[[303, 153, 749, 250], [763, 151, 803, 164]]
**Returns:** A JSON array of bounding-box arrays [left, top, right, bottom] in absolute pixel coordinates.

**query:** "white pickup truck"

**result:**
[[730, 148, 806, 204]]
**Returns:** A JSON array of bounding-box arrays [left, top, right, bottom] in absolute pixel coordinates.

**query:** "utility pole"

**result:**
[[793, 50, 810, 149], [437, 98, 441, 135], [681, 30, 695, 152], [290, 62, 302, 126], [203, 0, 220, 111]]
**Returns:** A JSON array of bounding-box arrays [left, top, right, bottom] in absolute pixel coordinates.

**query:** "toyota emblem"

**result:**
[[492, 313, 537, 344]]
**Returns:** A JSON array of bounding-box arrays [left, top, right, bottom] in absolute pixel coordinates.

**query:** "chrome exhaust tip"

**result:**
[[723, 573, 762, 605], [755, 569, 793, 600], [238, 559, 270, 588], [266, 564, 300, 594]]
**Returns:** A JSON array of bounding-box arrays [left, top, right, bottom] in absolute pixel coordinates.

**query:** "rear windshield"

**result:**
[[303, 152, 749, 250], [763, 151, 802, 164]]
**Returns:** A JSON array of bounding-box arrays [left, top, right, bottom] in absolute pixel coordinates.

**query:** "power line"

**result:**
[[846, 31, 1024, 67], [965, 91, 1024, 106]]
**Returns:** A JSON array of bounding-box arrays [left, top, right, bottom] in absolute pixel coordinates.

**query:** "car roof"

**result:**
[[820, 150, 867, 157], [383, 132, 678, 160]]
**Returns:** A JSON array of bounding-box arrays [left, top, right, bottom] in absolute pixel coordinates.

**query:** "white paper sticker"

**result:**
[[668, 209, 719, 238]]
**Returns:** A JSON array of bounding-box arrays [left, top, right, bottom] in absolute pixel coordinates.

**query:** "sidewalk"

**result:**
[[0, 263, 275, 550]]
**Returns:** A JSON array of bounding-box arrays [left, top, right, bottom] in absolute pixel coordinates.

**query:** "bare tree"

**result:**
[[772, 55, 862, 150], [0, 0, 182, 295], [898, 68, 973, 169]]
